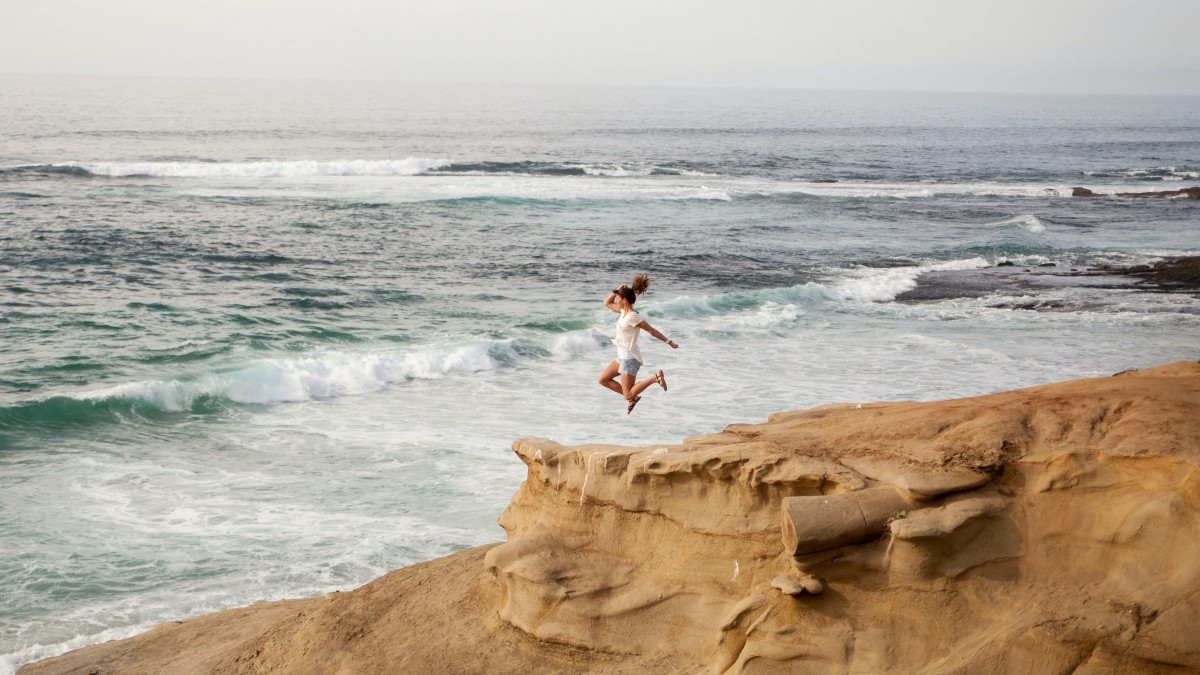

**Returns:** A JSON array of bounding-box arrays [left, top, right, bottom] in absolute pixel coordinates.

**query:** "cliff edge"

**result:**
[[23, 362, 1200, 674]]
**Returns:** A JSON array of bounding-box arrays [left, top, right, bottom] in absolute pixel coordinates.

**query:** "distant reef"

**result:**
[[22, 363, 1200, 674], [1069, 186, 1200, 199]]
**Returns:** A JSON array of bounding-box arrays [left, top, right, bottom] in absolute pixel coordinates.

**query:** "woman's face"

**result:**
[[615, 294, 631, 310]]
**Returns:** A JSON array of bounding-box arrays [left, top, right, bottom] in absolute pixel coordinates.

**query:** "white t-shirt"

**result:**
[[613, 310, 644, 363]]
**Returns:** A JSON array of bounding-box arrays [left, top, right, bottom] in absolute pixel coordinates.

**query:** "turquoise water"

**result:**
[[2, 76, 1199, 670]]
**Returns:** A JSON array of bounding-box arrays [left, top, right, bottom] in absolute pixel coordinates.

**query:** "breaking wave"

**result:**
[[986, 214, 1047, 234], [0, 329, 614, 433], [0, 340, 519, 429]]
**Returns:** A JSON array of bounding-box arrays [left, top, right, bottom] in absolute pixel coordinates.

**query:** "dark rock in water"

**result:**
[[1038, 263, 1056, 267], [997, 261, 1015, 267], [894, 270, 1007, 303], [989, 299, 1068, 311], [809, 179, 838, 184], [896, 263, 1157, 310], [1128, 256, 1200, 287], [1114, 186, 1200, 200], [1093, 256, 1200, 291], [1066, 186, 1198, 199]]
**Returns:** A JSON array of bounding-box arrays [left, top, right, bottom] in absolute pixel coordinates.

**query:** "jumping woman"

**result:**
[[598, 274, 678, 414]]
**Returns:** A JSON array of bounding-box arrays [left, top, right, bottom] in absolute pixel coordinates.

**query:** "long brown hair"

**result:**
[[616, 274, 651, 306]]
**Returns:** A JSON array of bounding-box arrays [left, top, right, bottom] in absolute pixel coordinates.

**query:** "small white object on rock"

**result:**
[[771, 574, 824, 596]]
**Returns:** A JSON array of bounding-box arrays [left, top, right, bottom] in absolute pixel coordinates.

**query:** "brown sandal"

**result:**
[[627, 396, 641, 414], [655, 370, 668, 392]]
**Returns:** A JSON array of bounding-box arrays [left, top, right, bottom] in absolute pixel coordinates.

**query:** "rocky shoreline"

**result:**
[[20, 362, 1200, 674]]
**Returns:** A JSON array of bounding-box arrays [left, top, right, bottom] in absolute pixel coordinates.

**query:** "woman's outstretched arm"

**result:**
[[636, 320, 678, 348]]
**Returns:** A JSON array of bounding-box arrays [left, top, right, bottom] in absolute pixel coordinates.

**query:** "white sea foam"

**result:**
[[62, 158, 452, 178], [550, 330, 606, 357], [673, 189, 733, 201], [1, 620, 163, 675], [174, 172, 749, 204], [724, 302, 805, 328], [68, 341, 514, 410], [579, 163, 713, 177], [825, 258, 991, 303]]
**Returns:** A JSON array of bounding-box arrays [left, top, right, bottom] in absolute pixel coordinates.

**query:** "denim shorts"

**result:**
[[617, 357, 641, 377]]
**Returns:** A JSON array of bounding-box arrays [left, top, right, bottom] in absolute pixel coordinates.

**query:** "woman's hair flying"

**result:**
[[616, 274, 651, 306]]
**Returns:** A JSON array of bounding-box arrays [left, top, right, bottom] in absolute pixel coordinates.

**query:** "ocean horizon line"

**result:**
[[3, 70, 1199, 99]]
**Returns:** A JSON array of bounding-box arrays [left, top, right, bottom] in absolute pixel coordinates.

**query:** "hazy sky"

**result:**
[[3, 0, 1198, 94]]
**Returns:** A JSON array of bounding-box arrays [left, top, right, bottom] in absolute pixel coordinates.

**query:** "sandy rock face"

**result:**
[[486, 362, 1200, 673], [23, 362, 1200, 674]]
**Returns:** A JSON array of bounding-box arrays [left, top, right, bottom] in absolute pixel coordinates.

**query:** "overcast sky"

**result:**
[[2, 0, 1198, 94]]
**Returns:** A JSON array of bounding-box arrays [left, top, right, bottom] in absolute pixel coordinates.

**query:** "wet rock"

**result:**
[[1094, 257, 1200, 291], [1127, 256, 1200, 288], [1066, 186, 1198, 199], [1114, 186, 1200, 199]]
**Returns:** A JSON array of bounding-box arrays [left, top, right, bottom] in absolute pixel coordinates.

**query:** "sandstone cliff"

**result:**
[[23, 362, 1200, 674]]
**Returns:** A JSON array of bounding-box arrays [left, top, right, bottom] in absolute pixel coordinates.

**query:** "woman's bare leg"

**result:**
[[621, 372, 662, 401], [598, 361, 625, 396]]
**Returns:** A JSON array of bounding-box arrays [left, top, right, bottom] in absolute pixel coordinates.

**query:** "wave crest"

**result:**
[[986, 214, 1047, 234]]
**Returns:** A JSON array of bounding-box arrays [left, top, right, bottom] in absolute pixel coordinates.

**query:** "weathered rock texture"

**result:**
[[23, 362, 1200, 674]]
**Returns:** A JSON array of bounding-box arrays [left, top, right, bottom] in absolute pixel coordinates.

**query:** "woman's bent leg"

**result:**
[[620, 373, 637, 399], [627, 373, 662, 400], [598, 361, 624, 396]]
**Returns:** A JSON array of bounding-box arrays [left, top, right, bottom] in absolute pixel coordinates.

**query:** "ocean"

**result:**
[[1, 75, 1197, 671]]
